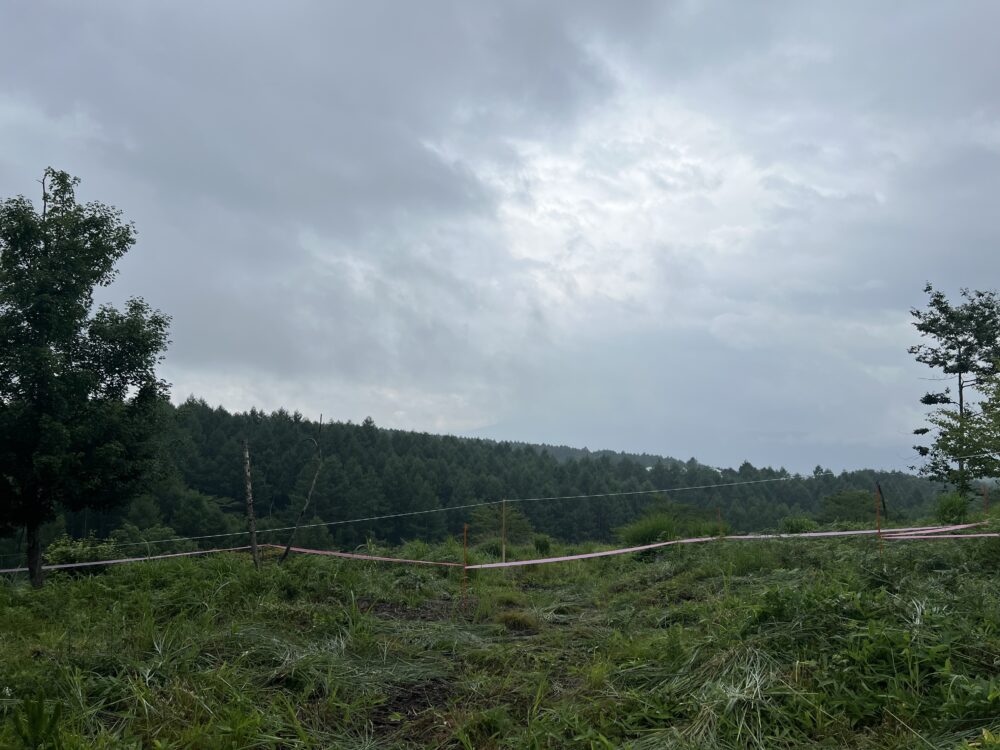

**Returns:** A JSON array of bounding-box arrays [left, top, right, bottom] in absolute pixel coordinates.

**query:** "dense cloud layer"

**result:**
[[2, 2, 997, 472]]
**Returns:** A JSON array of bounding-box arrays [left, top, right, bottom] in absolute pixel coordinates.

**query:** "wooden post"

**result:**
[[501, 499, 507, 563], [716, 507, 723, 536], [874, 486, 884, 560], [280, 455, 322, 563], [462, 523, 469, 610], [26, 521, 43, 589], [281, 417, 324, 563], [876, 481, 888, 522], [243, 439, 261, 570]]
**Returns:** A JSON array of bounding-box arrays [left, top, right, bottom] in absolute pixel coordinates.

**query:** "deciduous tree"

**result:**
[[0, 169, 169, 585], [910, 283, 1000, 494]]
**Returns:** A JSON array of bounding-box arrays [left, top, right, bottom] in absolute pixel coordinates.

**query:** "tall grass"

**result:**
[[1, 533, 999, 747]]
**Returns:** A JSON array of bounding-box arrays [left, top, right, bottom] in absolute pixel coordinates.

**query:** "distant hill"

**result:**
[[523, 443, 689, 469], [16, 398, 941, 554]]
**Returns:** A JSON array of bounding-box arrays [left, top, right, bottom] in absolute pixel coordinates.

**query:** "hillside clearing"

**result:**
[[2, 535, 1000, 748]]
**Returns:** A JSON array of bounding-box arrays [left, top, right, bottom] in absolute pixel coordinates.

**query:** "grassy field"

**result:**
[[2, 532, 1000, 749]]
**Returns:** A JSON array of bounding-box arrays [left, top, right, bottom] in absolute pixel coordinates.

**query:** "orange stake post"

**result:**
[[501, 499, 507, 563], [462, 523, 469, 610], [874, 486, 884, 560]]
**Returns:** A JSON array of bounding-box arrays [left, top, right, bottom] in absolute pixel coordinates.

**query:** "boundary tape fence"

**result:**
[[12, 473, 837, 558], [0, 522, 991, 576]]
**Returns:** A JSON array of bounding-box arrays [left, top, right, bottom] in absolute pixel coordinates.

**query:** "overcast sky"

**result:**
[[2, 2, 997, 473]]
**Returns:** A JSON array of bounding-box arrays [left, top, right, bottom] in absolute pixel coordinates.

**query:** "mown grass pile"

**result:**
[[2, 533, 1000, 748]]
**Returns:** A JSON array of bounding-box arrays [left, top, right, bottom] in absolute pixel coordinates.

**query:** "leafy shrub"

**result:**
[[476, 540, 502, 557], [781, 515, 819, 533], [11, 691, 63, 750], [43, 534, 117, 568], [291, 518, 335, 550], [936, 492, 970, 524], [617, 513, 676, 546], [533, 534, 552, 555], [692, 519, 731, 537], [111, 523, 196, 554]]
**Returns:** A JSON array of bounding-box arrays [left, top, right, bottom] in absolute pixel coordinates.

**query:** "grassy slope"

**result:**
[[2, 534, 1000, 749]]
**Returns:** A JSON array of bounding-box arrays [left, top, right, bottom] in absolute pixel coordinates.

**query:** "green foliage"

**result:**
[[780, 515, 819, 533], [910, 284, 1000, 492], [288, 516, 334, 550], [618, 512, 676, 546], [167, 490, 235, 539], [533, 534, 552, 555], [494, 609, 541, 632], [52, 396, 935, 558], [3, 534, 1000, 747], [0, 377, 943, 574], [469, 503, 533, 545], [0, 169, 169, 584], [817, 489, 874, 524], [10, 692, 63, 750], [42, 534, 117, 567], [110, 523, 195, 554], [936, 491, 970, 524], [617, 502, 726, 547]]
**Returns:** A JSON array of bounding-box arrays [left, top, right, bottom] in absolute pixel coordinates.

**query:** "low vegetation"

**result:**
[[3, 528, 1000, 748]]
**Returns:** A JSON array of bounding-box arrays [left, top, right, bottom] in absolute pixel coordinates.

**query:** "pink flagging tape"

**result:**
[[467, 536, 720, 569], [0, 546, 252, 575], [890, 533, 999, 540], [0, 523, 990, 576], [465, 523, 988, 570], [882, 522, 986, 537], [727, 522, 983, 541], [270, 544, 463, 567]]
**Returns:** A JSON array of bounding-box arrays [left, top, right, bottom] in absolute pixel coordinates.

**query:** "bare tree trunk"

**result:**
[[958, 371, 966, 491], [280, 418, 324, 563], [280, 456, 323, 562], [27, 521, 43, 589], [243, 439, 261, 570]]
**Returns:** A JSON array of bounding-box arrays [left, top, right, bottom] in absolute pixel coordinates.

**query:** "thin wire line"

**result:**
[[106, 471, 834, 550]]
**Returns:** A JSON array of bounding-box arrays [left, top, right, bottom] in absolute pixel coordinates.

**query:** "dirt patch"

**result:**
[[371, 678, 453, 730], [359, 598, 458, 621]]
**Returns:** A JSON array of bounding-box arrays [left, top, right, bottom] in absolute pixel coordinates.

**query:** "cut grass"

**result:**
[[1, 534, 1000, 748]]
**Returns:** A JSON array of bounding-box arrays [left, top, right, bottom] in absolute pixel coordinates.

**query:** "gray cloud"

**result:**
[[1, 1, 997, 472]]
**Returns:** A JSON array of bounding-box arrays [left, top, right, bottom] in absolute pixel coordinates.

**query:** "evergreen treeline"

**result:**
[[22, 398, 939, 555]]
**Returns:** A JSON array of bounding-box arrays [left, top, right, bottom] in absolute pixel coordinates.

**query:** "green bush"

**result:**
[[617, 512, 676, 546], [936, 492, 970, 524], [110, 523, 196, 554], [533, 534, 552, 555], [476, 540, 502, 558], [43, 534, 118, 567], [781, 515, 819, 533]]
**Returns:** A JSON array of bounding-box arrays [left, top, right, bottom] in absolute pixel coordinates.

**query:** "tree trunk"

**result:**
[[27, 521, 43, 588], [958, 372, 967, 493], [280, 456, 323, 563]]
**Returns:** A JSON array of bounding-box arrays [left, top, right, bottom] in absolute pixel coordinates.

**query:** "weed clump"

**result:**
[[494, 609, 541, 632]]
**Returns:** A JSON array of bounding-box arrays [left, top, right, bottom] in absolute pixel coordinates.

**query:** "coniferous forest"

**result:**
[[3, 396, 937, 563]]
